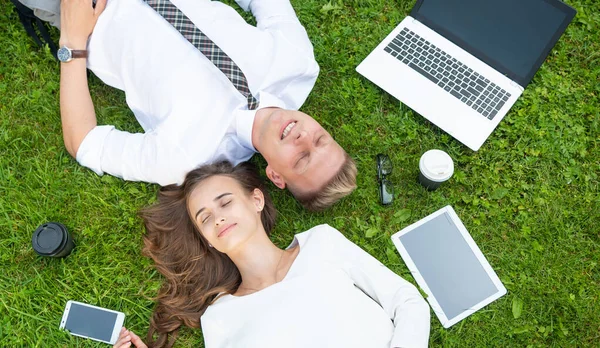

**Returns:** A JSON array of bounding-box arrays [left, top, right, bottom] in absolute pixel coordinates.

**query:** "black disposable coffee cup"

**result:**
[[418, 150, 454, 191], [32, 222, 75, 258]]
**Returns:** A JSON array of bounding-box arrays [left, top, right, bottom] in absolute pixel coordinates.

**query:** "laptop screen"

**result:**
[[412, 0, 576, 86]]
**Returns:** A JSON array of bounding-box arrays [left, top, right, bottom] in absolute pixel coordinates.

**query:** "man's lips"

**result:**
[[280, 120, 296, 140], [217, 223, 236, 238]]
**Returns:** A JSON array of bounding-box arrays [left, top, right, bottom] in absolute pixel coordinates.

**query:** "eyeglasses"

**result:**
[[376, 154, 394, 205]]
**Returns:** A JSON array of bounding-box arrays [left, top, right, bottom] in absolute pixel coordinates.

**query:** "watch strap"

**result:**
[[71, 50, 88, 59]]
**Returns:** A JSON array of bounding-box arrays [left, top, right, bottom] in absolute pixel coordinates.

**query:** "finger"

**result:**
[[60, 0, 71, 18], [115, 342, 131, 348], [94, 0, 108, 16], [130, 332, 148, 348], [113, 332, 131, 347], [117, 327, 129, 340]]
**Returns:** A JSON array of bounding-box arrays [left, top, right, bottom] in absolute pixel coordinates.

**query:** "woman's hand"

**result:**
[[113, 327, 148, 348], [59, 0, 108, 48]]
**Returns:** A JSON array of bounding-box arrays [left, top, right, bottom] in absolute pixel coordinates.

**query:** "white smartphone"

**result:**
[[59, 300, 125, 345]]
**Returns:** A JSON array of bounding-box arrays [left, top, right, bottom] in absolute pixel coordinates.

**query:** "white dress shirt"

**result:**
[[201, 224, 431, 348], [77, 0, 319, 185]]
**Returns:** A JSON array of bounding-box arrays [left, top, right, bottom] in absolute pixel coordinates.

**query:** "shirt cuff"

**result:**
[[75, 125, 115, 176]]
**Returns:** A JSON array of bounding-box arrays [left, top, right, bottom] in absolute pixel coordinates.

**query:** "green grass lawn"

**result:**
[[1, 0, 599, 346]]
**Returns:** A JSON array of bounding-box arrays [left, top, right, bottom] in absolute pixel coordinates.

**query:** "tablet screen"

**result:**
[[398, 211, 499, 320]]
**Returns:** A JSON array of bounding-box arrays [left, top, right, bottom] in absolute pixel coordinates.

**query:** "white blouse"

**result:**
[[201, 224, 431, 348]]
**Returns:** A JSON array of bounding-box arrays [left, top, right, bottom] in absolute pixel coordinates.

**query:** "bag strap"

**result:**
[[10, 0, 59, 60]]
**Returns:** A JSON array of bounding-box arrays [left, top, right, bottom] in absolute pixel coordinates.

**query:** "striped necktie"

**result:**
[[144, 0, 259, 110]]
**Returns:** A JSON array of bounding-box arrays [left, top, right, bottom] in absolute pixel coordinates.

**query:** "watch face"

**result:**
[[57, 47, 72, 62]]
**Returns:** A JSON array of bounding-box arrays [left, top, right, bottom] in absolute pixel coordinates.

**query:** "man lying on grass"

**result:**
[[58, 0, 356, 211]]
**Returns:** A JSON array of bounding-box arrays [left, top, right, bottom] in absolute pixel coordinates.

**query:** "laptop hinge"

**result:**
[[509, 80, 525, 92]]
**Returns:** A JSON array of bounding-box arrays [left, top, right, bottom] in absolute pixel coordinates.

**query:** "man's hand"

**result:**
[[59, 0, 108, 48], [113, 327, 148, 348]]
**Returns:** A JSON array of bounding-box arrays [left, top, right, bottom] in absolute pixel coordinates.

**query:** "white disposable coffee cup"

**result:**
[[418, 149, 454, 190]]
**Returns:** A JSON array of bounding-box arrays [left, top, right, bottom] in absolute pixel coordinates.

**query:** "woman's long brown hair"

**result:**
[[139, 161, 277, 347]]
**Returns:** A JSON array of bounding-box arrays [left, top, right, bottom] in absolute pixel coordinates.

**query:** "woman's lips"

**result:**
[[218, 223, 236, 238]]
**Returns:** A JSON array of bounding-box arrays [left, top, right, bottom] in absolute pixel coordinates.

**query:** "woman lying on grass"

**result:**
[[114, 161, 430, 348]]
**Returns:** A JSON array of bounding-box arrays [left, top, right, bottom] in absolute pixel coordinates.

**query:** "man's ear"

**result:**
[[266, 165, 286, 189]]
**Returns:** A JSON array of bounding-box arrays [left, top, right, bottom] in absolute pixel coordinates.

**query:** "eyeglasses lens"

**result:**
[[376, 154, 393, 205], [377, 154, 393, 179], [379, 179, 394, 205]]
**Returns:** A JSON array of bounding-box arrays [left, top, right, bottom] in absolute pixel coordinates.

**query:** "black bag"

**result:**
[[10, 0, 59, 60]]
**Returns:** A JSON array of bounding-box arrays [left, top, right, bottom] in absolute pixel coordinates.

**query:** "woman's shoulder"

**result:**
[[294, 224, 347, 246], [201, 293, 237, 322]]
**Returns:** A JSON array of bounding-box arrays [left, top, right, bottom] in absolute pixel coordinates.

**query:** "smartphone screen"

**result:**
[[64, 303, 118, 342]]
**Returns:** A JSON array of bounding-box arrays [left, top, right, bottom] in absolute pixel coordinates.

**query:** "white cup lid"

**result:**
[[419, 149, 454, 182]]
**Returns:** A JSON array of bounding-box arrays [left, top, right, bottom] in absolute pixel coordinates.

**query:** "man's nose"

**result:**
[[294, 130, 310, 145]]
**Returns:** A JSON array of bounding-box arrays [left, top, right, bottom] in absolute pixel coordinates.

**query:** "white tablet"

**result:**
[[391, 205, 506, 328]]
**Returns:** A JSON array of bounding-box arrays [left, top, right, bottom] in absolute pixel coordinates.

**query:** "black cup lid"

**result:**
[[32, 222, 68, 255]]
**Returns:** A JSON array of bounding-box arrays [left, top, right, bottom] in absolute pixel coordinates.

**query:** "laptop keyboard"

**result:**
[[384, 28, 511, 120]]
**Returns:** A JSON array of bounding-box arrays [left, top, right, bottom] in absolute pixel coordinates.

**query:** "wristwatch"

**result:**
[[57, 46, 88, 63]]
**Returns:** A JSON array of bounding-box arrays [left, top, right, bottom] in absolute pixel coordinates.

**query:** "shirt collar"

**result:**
[[234, 108, 258, 152], [234, 92, 287, 153]]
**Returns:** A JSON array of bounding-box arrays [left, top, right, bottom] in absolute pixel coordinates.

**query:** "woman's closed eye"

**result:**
[[201, 200, 232, 224]]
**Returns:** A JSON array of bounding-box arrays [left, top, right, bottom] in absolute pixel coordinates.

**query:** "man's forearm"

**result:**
[[60, 58, 97, 158], [58, 0, 107, 158]]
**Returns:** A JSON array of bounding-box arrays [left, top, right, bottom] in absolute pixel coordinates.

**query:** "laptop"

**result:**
[[356, 0, 576, 151]]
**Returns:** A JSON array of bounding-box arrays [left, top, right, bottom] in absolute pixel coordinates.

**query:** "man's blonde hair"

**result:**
[[290, 152, 357, 211]]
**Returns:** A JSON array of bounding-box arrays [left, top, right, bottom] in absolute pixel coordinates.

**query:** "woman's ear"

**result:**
[[252, 188, 265, 212]]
